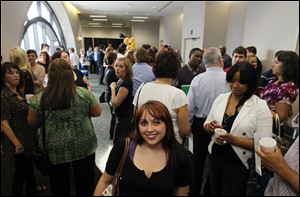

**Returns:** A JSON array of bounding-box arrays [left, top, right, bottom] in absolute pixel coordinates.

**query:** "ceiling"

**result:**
[[69, 1, 191, 28]]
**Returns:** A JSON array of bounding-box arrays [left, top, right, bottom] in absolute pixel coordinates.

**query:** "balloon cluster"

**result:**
[[123, 37, 137, 50]]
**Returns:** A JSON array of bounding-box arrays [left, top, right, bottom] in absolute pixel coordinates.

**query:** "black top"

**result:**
[[20, 69, 35, 94], [73, 69, 87, 89], [105, 139, 191, 196], [104, 66, 118, 102], [113, 79, 134, 118], [211, 112, 244, 166], [1, 87, 36, 156]]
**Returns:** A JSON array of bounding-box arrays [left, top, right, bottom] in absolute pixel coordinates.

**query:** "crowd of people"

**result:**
[[1, 42, 299, 196]]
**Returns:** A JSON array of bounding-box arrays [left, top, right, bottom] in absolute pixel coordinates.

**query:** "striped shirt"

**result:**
[[264, 136, 299, 196]]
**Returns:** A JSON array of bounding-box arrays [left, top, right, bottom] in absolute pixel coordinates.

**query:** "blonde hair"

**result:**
[[115, 57, 133, 81], [9, 47, 32, 73]]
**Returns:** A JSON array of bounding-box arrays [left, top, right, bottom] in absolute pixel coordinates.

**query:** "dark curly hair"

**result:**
[[275, 50, 299, 86], [153, 50, 180, 79]]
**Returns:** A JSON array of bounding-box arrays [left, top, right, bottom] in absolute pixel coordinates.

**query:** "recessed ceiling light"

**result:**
[[89, 23, 100, 25], [130, 19, 145, 22], [89, 15, 107, 18], [112, 23, 123, 26], [112, 26, 122, 28], [132, 16, 149, 19], [91, 26, 102, 28], [92, 19, 108, 21]]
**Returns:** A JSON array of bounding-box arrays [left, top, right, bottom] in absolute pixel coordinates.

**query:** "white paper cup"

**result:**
[[259, 137, 277, 153], [25, 94, 34, 103], [214, 128, 227, 137], [214, 128, 227, 145]]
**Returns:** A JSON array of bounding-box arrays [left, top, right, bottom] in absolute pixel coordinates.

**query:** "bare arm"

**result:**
[[90, 103, 101, 117], [1, 120, 24, 154], [110, 83, 129, 107], [93, 171, 114, 196], [27, 108, 41, 129], [257, 146, 299, 193], [175, 185, 190, 196], [176, 104, 191, 138], [216, 133, 254, 150], [274, 102, 292, 122]]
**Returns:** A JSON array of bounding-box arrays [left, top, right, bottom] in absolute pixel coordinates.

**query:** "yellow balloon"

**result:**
[[129, 37, 136, 44], [131, 43, 136, 49], [124, 37, 130, 45]]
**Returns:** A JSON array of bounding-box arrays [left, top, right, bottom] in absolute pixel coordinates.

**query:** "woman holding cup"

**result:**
[[203, 62, 273, 195]]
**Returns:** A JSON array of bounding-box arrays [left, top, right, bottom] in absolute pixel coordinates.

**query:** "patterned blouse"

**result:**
[[257, 80, 298, 111], [29, 87, 98, 165], [1, 87, 36, 156]]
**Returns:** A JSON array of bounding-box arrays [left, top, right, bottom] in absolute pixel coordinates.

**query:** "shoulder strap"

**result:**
[[135, 83, 146, 110], [115, 137, 130, 176], [274, 113, 281, 136]]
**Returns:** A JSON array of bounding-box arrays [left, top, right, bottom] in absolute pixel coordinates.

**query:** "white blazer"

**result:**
[[204, 92, 273, 169]]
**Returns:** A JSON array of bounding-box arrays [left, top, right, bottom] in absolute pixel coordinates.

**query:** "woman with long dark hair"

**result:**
[[27, 58, 101, 195], [94, 100, 192, 195]]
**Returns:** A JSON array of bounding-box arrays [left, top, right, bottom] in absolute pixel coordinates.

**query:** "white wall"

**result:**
[[1, 1, 32, 61], [203, 1, 230, 48], [81, 28, 131, 39], [131, 22, 159, 48], [182, 2, 206, 63], [182, 1, 206, 42], [225, 2, 248, 56], [243, 1, 299, 70], [159, 13, 183, 50]]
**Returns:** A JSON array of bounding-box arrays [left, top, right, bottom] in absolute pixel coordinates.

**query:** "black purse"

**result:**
[[33, 108, 51, 176]]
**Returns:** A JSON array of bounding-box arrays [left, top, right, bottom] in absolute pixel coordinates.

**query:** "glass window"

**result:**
[[41, 2, 50, 23], [27, 25, 36, 49], [21, 1, 66, 55], [37, 25, 44, 46], [27, 1, 38, 20]]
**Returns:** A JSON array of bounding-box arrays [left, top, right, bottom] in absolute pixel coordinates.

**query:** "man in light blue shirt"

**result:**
[[188, 47, 230, 195]]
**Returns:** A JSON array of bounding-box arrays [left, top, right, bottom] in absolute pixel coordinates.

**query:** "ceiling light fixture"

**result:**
[[112, 23, 123, 26], [89, 23, 100, 25], [89, 15, 107, 18], [112, 26, 122, 28], [132, 16, 149, 19], [130, 19, 145, 22], [92, 19, 108, 21]]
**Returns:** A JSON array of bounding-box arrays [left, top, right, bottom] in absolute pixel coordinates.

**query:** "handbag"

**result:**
[[273, 113, 297, 155], [33, 108, 52, 176], [99, 91, 106, 103], [102, 137, 130, 196]]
